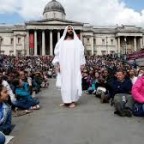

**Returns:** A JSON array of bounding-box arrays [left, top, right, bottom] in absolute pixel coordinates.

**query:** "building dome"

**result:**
[[43, 0, 65, 15]]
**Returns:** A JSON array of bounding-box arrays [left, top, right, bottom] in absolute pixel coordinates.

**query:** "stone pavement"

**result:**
[[10, 79, 144, 144]]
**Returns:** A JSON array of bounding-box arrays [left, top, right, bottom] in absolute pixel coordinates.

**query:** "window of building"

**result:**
[[94, 50, 97, 55], [87, 38, 90, 43], [101, 50, 106, 55], [110, 51, 115, 54], [0, 37, 3, 44], [102, 39, 105, 45], [111, 39, 114, 45], [9, 50, 13, 55], [11, 38, 13, 44], [0, 50, 5, 54], [94, 38, 96, 45], [17, 50, 22, 56], [18, 37, 21, 44]]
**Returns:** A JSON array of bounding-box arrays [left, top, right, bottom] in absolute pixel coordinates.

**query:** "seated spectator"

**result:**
[[137, 68, 144, 78], [95, 69, 112, 103], [0, 85, 12, 135], [87, 72, 99, 94], [24, 71, 33, 94], [129, 69, 138, 85], [82, 70, 90, 91], [14, 79, 40, 110], [132, 74, 144, 116], [110, 70, 133, 117], [0, 72, 17, 107], [41, 72, 49, 88], [33, 72, 42, 93], [0, 131, 5, 144]]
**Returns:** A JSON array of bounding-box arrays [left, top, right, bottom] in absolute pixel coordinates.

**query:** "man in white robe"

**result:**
[[52, 25, 86, 108]]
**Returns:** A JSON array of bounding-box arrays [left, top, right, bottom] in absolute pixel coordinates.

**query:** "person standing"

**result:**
[[52, 25, 86, 108]]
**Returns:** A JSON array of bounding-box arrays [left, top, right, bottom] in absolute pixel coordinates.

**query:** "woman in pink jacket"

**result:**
[[132, 75, 144, 116], [132, 76, 144, 103]]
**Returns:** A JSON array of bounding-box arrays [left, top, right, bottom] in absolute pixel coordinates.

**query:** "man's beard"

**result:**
[[65, 32, 74, 39]]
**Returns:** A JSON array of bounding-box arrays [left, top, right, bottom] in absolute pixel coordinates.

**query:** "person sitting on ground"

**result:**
[[82, 70, 90, 91], [95, 69, 112, 103], [137, 68, 144, 78], [110, 70, 133, 117], [128, 69, 138, 85], [132, 74, 144, 116], [87, 71, 99, 94], [0, 85, 12, 135], [14, 78, 40, 110], [34, 72, 43, 92]]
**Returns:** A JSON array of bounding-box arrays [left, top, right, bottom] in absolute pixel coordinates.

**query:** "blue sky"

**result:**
[[0, 0, 144, 26], [124, 0, 144, 11], [0, 13, 24, 24]]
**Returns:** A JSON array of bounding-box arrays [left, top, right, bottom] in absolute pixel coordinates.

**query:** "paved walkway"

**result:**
[[10, 79, 144, 144]]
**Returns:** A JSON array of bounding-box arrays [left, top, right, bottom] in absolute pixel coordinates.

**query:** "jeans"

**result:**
[[0, 132, 5, 144], [0, 105, 12, 135], [12, 97, 39, 109]]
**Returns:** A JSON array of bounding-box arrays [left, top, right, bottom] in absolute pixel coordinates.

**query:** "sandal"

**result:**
[[30, 105, 40, 110]]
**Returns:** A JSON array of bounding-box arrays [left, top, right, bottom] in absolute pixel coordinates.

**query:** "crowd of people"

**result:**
[[0, 55, 51, 143], [0, 53, 144, 143], [81, 54, 144, 117]]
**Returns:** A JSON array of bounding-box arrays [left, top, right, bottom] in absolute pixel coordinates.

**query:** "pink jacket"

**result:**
[[132, 76, 144, 103]]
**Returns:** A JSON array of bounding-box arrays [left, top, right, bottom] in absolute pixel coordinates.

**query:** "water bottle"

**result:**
[[122, 96, 126, 103], [122, 95, 126, 109]]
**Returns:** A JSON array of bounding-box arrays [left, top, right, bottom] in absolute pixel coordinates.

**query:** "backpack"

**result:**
[[132, 103, 144, 117]]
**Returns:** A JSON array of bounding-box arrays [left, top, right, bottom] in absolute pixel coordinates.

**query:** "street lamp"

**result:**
[[124, 37, 127, 54], [0, 36, 3, 55], [124, 37, 127, 60]]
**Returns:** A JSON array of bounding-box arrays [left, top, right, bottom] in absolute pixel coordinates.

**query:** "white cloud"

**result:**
[[0, 0, 144, 27], [0, 0, 20, 14]]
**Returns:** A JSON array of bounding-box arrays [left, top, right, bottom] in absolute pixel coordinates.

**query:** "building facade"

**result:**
[[0, 0, 144, 56]]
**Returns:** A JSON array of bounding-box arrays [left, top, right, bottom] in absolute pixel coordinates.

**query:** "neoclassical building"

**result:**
[[0, 0, 144, 56]]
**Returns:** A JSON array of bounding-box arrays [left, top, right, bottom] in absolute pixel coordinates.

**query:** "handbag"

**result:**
[[56, 73, 61, 88]]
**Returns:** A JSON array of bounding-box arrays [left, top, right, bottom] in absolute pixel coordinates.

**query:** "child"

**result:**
[[0, 85, 12, 135]]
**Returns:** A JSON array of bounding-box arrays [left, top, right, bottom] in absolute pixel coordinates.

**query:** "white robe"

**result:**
[[52, 27, 85, 103]]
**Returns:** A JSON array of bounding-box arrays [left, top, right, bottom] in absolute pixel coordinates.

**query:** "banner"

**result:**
[[29, 33, 34, 49], [127, 49, 144, 60]]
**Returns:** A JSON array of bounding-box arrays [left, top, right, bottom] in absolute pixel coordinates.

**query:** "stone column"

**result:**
[[94, 37, 97, 55], [34, 30, 37, 55], [124, 37, 127, 54], [80, 32, 83, 41], [57, 31, 60, 41], [91, 36, 94, 55], [26, 32, 29, 56], [117, 37, 120, 54], [13, 36, 16, 56], [23, 36, 25, 56], [106, 37, 108, 54], [140, 37, 143, 49], [134, 37, 137, 51], [42, 30, 45, 55], [143, 35, 144, 48], [50, 30, 53, 56]]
